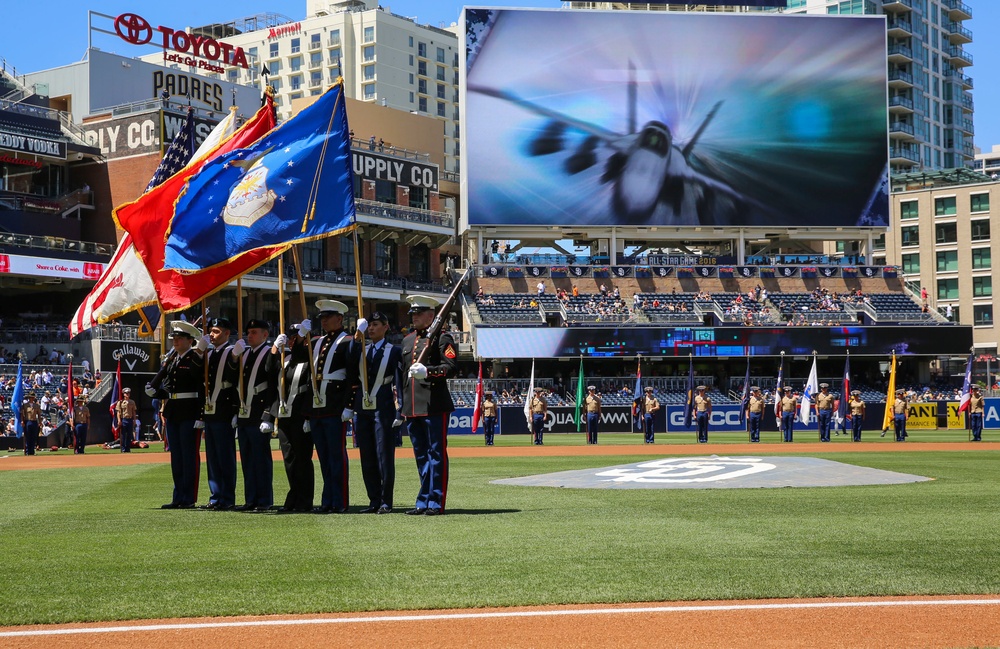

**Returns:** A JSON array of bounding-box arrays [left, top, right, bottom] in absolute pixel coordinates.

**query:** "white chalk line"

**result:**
[[2, 598, 1000, 638]]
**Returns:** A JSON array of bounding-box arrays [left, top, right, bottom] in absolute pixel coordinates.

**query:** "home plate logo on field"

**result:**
[[492, 456, 932, 490]]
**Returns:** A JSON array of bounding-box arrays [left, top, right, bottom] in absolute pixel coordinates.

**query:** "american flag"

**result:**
[[958, 353, 975, 412], [774, 354, 785, 424], [146, 108, 196, 191]]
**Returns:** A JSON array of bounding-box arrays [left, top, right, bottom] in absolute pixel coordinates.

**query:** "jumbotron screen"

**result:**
[[461, 9, 888, 229]]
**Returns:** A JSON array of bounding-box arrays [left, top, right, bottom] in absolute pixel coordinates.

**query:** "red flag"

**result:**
[[114, 98, 284, 312], [67, 359, 74, 427], [109, 361, 122, 440], [471, 362, 484, 434]]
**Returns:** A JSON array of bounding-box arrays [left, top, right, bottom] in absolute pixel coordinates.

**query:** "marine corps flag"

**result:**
[[471, 362, 484, 434], [164, 81, 356, 272], [880, 351, 897, 435]]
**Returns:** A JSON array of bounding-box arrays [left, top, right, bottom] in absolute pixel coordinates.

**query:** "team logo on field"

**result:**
[[595, 457, 776, 483]]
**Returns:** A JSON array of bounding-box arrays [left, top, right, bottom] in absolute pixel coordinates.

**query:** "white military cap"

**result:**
[[168, 320, 202, 338], [407, 295, 440, 313], [315, 299, 349, 316]]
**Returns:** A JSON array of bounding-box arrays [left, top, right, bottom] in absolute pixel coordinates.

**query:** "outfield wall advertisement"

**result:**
[[462, 9, 888, 230]]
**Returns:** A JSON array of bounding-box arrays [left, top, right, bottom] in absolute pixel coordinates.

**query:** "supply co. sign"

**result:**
[[113, 12, 249, 73]]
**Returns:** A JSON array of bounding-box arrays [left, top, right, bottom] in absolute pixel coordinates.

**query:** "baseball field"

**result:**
[[0, 431, 998, 647]]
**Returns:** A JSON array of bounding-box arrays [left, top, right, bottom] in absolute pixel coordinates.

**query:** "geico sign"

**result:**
[[669, 409, 743, 428], [114, 13, 249, 70]]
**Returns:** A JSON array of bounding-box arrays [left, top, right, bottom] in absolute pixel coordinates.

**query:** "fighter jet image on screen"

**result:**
[[469, 69, 762, 226]]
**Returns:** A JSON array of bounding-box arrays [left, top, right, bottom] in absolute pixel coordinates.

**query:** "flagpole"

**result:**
[[276, 256, 286, 434], [814, 350, 820, 442], [290, 245, 319, 400], [202, 300, 209, 413], [352, 226, 370, 408], [237, 277, 244, 412]]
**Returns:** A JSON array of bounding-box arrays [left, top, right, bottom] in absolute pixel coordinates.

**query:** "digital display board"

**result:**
[[474, 326, 973, 359], [462, 9, 888, 230]]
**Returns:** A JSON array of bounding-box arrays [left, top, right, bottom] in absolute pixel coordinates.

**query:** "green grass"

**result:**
[[0, 446, 998, 625]]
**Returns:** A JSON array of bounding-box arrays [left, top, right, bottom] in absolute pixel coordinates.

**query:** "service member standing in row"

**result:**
[[815, 383, 835, 443], [642, 387, 659, 444], [311, 300, 355, 514], [780, 389, 798, 443], [530, 387, 548, 445], [116, 388, 138, 453], [147, 320, 207, 509], [20, 393, 41, 455], [848, 390, 865, 442], [695, 385, 712, 443], [349, 311, 403, 514], [892, 388, 908, 442], [400, 295, 457, 516], [236, 319, 278, 512], [747, 386, 764, 443], [482, 391, 498, 446], [269, 319, 315, 513], [201, 318, 243, 511], [969, 385, 985, 442], [585, 386, 602, 445], [71, 395, 90, 454]]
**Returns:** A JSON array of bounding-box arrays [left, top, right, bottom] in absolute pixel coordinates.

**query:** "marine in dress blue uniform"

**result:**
[[747, 386, 763, 443], [695, 386, 711, 443], [146, 320, 207, 509], [892, 390, 908, 442], [642, 387, 659, 444], [780, 391, 798, 443], [72, 397, 90, 454], [235, 319, 280, 512], [530, 388, 548, 445], [310, 300, 354, 513], [400, 295, 458, 516], [848, 390, 865, 442], [482, 392, 498, 446], [969, 386, 985, 441], [268, 320, 315, 513], [200, 318, 241, 510], [815, 383, 834, 443], [20, 394, 41, 456], [347, 311, 403, 514], [115, 388, 137, 453], [584, 386, 601, 445]]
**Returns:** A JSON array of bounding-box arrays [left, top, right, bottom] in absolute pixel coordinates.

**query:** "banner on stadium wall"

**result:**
[[905, 402, 938, 429], [448, 408, 478, 435], [497, 405, 633, 434], [983, 398, 1000, 429], [945, 402, 965, 429]]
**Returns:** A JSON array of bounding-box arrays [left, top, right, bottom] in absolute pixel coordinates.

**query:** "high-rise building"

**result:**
[[569, 1, 975, 174], [139, 0, 462, 173]]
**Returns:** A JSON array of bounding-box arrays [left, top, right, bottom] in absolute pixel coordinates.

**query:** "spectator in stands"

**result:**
[[572, 285, 579, 297], [536, 280, 546, 295], [475, 287, 484, 300], [612, 286, 620, 299], [599, 284, 608, 296]]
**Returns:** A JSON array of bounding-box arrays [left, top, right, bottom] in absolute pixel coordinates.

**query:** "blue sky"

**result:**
[[4, 1, 998, 151]]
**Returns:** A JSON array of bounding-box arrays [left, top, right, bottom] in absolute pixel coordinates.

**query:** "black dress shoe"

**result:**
[[359, 506, 379, 514], [200, 503, 219, 510], [405, 508, 426, 515], [425, 508, 442, 516], [377, 506, 392, 514], [313, 505, 333, 514], [254, 505, 272, 512], [161, 503, 180, 509], [177, 503, 196, 509], [233, 504, 255, 512]]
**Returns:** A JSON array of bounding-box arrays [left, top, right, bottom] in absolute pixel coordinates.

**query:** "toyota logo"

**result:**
[[115, 13, 153, 45]]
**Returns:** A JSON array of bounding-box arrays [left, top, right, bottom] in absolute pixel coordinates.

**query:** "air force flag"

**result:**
[[164, 82, 356, 272]]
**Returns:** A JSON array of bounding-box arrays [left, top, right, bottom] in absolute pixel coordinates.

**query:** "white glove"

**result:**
[[273, 333, 288, 350], [293, 319, 312, 337], [303, 420, 311, 433], [197, 335, 210, 352], [145, 384, 156, 397], [409, 363, 427, 380], [341, 408, 355, 422], [231, 415, 238, 428], [260, 421, 274, 434], [231, 339, 246, 357], [356, 317, 368, 333], [392, 418, 405, 428], [194, 420, 205, 430]]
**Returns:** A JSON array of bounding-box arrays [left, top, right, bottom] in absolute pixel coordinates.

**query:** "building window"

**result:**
[[290, 75, 302, 91], [970, 193, 990, 213], [227, 69, 239, 82], [330, 30, 341, 46], [269, 42, 279, 58], [363, 45, 375, 62], [937, 278, 959, 300], [310, 51, 323, 67], [437, 65, 446, 81], [971, 219, 990, 242], [419, 97, 427, 112], [409, 36, 413, 47], [418, 60, 427, 76], [291, 56, 303, 71], [363, 83, 376, 100], [934, 196, 957, 216], [972, 248, 991, 270], [418, 42, 427, 57], [973, 304, 993, 326], [269, 60, 281, 74], [270, 78, 282, 91], [899, 226, 918, 247], [935, 223, 957, 244], [310, 33, 321, 49], [363, 65, 375, 81], [872, 233, 886, 250], [936, 250, 958, 272], [410, 244, 430, 281], [899, 200, 919, 219], [436, 47, 445, 63], [374, 240, 397, 276], [363, 26, 374, 43], [438, 101, 446, 117], [901, 253, 919, 274], [290, 92, 302, 102], [291, 38, 301, 54], [973, 276, 992, 297], [311, 70, 323, 87], [340, 235, 358, 271], [418, 79, 427, 94], [437, 83, 446, 99], [328, 49, 340, 65]]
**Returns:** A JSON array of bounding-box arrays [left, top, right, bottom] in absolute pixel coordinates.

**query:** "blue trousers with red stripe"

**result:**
[[237, 423, 273, 509], [311, 417, 349, 511], [407, 414, 449, 512]]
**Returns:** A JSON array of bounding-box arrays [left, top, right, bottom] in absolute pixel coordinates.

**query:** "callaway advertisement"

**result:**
[[462, 9, 888, 229]]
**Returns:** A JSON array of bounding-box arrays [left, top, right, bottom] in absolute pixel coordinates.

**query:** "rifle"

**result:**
[[415, 267, 474, 366]]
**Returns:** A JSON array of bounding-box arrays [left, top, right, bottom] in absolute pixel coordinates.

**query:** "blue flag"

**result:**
[[163, 82, 356, 272], [738, 355, 751, 425], [12, 360, 24, 438]]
